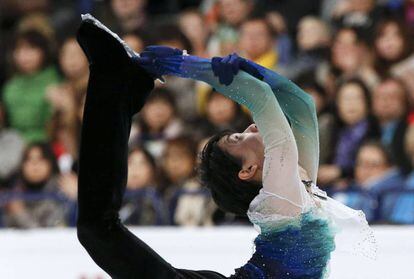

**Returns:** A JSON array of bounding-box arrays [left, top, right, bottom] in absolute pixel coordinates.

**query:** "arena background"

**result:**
[[0, 0, 414, 278]]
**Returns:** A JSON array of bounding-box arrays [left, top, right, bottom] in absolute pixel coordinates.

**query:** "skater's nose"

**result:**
[[243, 124, 258, 133]]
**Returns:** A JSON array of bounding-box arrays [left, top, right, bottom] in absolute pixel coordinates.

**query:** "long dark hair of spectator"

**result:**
[[373, 18, 413, 77]]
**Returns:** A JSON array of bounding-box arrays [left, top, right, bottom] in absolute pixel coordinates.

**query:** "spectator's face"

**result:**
[[206, 93, 237, 125], [355, 145, 389, 185], [123, 34, 144, 53], [219, 0, 251, 26], [179, 12, 208, 48], [142, 99, 174, 132], [337, 83, 368, 125], [13, 41, 44, 74], [111, 0, 145, 19], [375, 22, 404, 61], [297, 18, 329, 51], [22, 147, 52, 184], [332, 29, 362, 73], [163, 145, 194, 183], [239, 20, 273, 60], [373, 80, 406, 123], [59, 38, 88, 80], [127, 150, 154, 189]]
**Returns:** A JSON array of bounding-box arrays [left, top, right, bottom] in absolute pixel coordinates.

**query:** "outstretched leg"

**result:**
[[76, 19, 178, 279]]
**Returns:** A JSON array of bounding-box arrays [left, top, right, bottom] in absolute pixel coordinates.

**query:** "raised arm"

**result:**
[[247, 61, 319, 183], [142, 52, 307, 214]]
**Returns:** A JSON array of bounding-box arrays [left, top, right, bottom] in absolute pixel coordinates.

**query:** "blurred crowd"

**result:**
[[1, 0, 414, 229]]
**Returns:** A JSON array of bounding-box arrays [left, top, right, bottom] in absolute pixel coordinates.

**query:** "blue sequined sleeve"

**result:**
[[158, 55, 310, 216]]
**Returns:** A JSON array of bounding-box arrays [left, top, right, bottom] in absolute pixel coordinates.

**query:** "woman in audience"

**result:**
[[121, 146, 167, 225], [3, 143, 66, 228], [131, 88, 184, 158], [373, 18, 413, 78], [2, 29, 60, 143], [47, 36, 89, 171], [318, 78, 380, 186], [161, 137, 212, 226]]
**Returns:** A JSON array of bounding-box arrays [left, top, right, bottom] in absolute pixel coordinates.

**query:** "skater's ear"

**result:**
[[238, 164, 259, 181]]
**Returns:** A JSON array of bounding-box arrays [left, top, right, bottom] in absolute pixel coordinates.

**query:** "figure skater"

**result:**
[[76, 15, 375, 279]]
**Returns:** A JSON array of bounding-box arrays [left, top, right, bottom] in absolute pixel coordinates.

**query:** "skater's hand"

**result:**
[[136, 46, 184, 79], [211, 53, 263, 86]]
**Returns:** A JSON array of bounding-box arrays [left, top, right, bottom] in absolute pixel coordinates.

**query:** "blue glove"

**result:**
[[211, 53, 264, 86], [135, 46, 183, 79]]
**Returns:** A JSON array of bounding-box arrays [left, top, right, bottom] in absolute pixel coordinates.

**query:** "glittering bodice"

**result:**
[[231, 211, 336, 279]]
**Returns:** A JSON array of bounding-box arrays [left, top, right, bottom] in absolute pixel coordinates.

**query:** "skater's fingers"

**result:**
[[240, 60, 264, 80]]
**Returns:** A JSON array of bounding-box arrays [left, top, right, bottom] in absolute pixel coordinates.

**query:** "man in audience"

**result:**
[[372, 77, 411, 173]]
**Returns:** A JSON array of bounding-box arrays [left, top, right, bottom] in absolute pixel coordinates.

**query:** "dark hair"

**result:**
[[12, 29, 53, 72], [153, 24, 193, 53], [198, 131, 262, 216], [138, 88, 177, 135], [21, 142, 59, 176], [336, 78, 372, 118], [358, 140, 393, 167], [373, 17, 413, 76]]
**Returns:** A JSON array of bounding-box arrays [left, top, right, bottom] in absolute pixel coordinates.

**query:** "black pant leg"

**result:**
[[75, 19, 228, 279], [76, 21, 179, 279]]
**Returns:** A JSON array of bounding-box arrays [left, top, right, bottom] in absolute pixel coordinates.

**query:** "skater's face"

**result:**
[[218, 124, 264, 182]]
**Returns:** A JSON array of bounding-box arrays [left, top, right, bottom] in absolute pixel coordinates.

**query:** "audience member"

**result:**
[[372, 77, 411, 173], [2, 29, 60, 143], [3, 143, 66, 228], [120, 146, 167, 225], [318, 79, 380, 186]]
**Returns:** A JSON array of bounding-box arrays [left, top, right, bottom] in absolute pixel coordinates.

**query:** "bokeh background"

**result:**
[[0, 0, 414, 278]]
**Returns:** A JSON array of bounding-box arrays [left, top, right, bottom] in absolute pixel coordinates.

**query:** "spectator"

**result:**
[[3, 142, 66, 228], [281, 16, 331, 79], [207, 0, 254, 56], [0, 102, 25, 188], [109, 0, 148, 33], [131, 88, 184, 158], [332, 141, 405, 222], [318, 79, 380, 186], [373, 18, 413, 78], [329, 27, 378, 89], [331, 0, 383, 39], [372, 77, 411, 173], [120, 146, 167, 225], [122, 30, 148, 53], [2, 29, 60, 143], [238, 16, 278, 70], [192, 89, 252, 140], [161, 137, 212, 226], [47, 36, 89, 170], [179, 9, 210, 57]]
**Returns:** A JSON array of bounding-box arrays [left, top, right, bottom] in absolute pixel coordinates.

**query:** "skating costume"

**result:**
[[76, 14, 376, 279], [145, 54, 376, 278]]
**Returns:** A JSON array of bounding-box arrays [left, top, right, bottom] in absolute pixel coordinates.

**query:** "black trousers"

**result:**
[[76, 20, 227, 279]]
